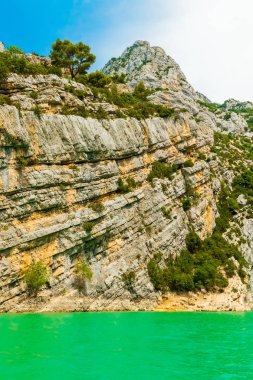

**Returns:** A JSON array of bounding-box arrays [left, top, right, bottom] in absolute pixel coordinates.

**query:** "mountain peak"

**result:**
[[132, 40, 150, 48], [103, 40, 193, 95]]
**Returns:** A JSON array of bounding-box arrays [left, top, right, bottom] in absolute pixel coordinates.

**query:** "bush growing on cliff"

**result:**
[[95, 106, 108, 120], [30, 91, 38, 100], [122, 271, 136, 293], [0, 94, 11, 105], [83, 221, 95, 234], [72, 258, 93, 295], [147, 259, 166, 291], [117, 177, 136, 193], [214, 182, 242, 234], [197, 100, 221, 113], [0, 62, 9, 82], [62, 105, 91, 118], [16, 156, 28, 168], [111, 73, 127, 84], [147, 161, 177, 182], [77, 71, 111, 88], [0, 50, 62, 79], [89, 201, 105, 213], [147, 229, 247, 294], [133, 81, 153, 100], [183, 160, 194, 168], [24, 261, 49, 297], [233, 168, 253, 198], [185, 231, 202, 253], [182, 198, 191, 211], [198, 152, 207, 160], [91, 84, 175, 120], [154, 105, 175, 118], [33, 105, 42, 120], [161, 206, 171, 219]]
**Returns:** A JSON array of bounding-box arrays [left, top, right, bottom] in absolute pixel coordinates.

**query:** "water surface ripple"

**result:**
[[0, 311, 252, 379]]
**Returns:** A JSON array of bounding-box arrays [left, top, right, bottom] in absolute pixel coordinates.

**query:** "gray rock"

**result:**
[[237, 194, 247, 206]]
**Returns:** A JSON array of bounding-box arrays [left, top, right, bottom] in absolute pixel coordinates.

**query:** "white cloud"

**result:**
[[67, 0, 253, 102], [154, 0, 253, 102]]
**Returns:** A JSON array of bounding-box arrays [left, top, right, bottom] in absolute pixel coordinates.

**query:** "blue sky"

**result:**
[[1, 0, 252, 102], [1, 0, 156, 66], [1, 0, 83, 56]]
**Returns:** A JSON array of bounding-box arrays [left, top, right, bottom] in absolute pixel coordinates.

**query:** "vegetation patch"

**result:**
[[23, 261, 49, 297], [148, 170, 249, 294], [83, 221, 95, 234], [0, 94, 11, 105], [161, 206, 171, 219], [89, 201, 105, 213], [122, 271, 136, 292], [117, 177, 136, 193], [182, 198, 191, 211], [33, 105, 42, 120], [91, 83, 175, 120], [183, 159, 194, 168], [72, 258, 93, 295], [147, 161, 178, 182], [197, 100, 221, 113], [148, 230, 247, 293], [16, 156, 28, 168], [0, 48, 62, 79]]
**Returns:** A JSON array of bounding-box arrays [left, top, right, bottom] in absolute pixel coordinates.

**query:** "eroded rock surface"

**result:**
[[0, 105, 220, 310]]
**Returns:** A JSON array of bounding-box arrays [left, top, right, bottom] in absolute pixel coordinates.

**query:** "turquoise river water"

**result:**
[[0, 311, 253, 379]]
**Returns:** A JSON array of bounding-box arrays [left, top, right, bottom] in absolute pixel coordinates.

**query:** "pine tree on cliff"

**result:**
[[50, 39, 96, 79]]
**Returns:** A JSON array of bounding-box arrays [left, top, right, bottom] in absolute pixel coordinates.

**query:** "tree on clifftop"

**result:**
[[50, 39, 96, 79]]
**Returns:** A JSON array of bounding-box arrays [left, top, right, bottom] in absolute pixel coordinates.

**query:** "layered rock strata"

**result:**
[[0, 105, 217, 310]]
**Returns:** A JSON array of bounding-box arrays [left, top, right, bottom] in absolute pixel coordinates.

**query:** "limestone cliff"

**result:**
[[0, 41, 252, 312]]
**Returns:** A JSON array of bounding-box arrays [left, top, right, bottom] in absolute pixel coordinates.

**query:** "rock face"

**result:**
[[0, 40, 252, 312], [0, 105, 218, 310]]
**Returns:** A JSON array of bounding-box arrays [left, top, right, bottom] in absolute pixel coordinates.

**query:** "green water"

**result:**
[[0, 312, 253, 379]]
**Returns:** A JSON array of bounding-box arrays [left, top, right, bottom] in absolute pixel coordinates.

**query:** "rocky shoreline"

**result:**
[[1, 275, 252, 313]]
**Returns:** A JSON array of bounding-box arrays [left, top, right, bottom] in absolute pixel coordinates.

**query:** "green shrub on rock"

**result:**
[[233, 168, 253, 198], [185, 231, 202, 253], [30, 91, 38, 100], [33, 105, 42, 120], [0, 49, 62, 78], [83, 221, 95, 233], [147, 259, 166, 291], [147, 161, 176, 182], [117, 177, 136, 193], [147, 229, 247, 293], [89, 201, 105, 213], [161, 206, 171, 219], [133, 81, 152, 100], [84, 71, 112, 88], [0, 94, 11, 105], [183, 160, 194, 168], [24, 261, 49, 297], [122, 271, 136, 292], [0, 62, 9, 82], [72, 258, 93, 295], [182, 198, 191, 211]]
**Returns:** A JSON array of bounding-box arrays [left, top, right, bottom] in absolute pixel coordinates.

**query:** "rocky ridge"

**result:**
[[103, 41, 248, 134]]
